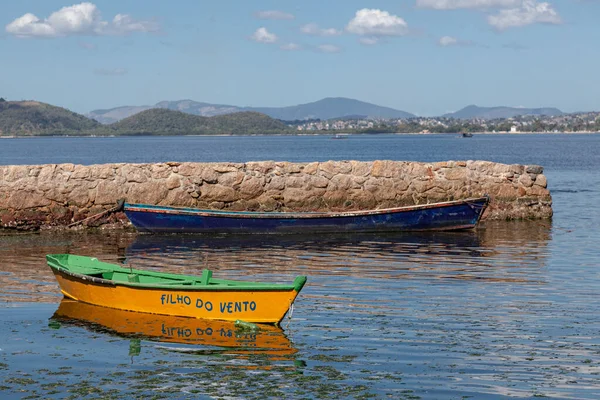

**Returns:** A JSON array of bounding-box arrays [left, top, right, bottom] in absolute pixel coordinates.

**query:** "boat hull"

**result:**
[[47, 255, 305, 324], [124, 196, 489, 234]]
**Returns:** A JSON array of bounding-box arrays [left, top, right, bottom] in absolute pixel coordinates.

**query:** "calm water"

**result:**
[[1, 134, 599, 399]]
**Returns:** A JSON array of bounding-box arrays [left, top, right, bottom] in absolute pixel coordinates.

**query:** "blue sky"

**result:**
[[1, 0, 598, 116]]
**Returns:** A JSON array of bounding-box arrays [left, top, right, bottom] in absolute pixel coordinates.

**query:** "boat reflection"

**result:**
[[125, 219, 551, 255], [123, 220, 551, 285], [51, 299, 298, 360], [126, 229, 485, 254]]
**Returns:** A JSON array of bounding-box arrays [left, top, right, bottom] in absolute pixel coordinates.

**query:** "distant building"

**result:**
[[510, 126, 518, 133]]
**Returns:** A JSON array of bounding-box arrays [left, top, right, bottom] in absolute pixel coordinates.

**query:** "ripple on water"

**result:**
[[0, 216, 599, 398]]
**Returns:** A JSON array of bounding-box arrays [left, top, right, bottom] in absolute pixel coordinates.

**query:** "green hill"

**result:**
[[208, 111, 292, 134], [106, 109, 292, 135], [0, 100, 293, 136], [0, 100, 100, 136], [109, 108, 210, 134]]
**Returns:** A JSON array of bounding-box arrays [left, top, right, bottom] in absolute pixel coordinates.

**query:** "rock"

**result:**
[[163, 188, 194, 206], [282, 187, 326, 205], [166, 174, 181, 190], [282, 162, 303, 174], [200, 167, 219, 184], [208, 201, 225, 209], [350, 160, 372, 176], [371, 160, 394, 178], [443, 168, 467, 181], [266, 176, 286, 191], [177, 163, 201, 177], [4, 166, 29, 182], [518, 174, 534, 188], [92, 165, 116, 180], [150, 163, 172, 179], [318, 161, 340, 178], [240, 176, 265, 197], [246, 161, 276, 175], [322, 190, 351, 208], [200, 184, 237, 203], [218, 172, 244, 187], [534, 174, 548, 188], [305, 175, 329, 189], [285, 176, 306, 189], [303, 162, 319, 175], [329, 174, 357, 191], [72, 165, 91, 180], [127, 180, 168, 205], [526, 165, 544, 174], [212, 164, 238, 173], [6, 190, 51, 209]]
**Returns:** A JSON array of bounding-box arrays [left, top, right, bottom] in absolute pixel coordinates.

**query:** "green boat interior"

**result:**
[[46, 254, 307, 292]]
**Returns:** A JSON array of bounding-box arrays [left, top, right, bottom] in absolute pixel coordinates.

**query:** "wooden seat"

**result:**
[[201, 269, 213, 285]]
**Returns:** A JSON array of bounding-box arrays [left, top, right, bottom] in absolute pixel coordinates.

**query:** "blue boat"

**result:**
[[123, 196, 489, 234]]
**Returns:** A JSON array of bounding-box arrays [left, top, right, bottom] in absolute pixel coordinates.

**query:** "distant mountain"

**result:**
[[0, 100, 100, 136], [444, 105, 563, 120], [109, 109, 291, 135], [156, 100, 240, 118], [88, 97, 416, 124], [87, 105, 154, 124], [248, 97, 415, 121]]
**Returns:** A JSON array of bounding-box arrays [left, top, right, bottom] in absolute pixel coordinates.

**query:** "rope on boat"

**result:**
[[466, 194, 490, 211], [67, 199, 125, 228], [285, 302, 294, 330]]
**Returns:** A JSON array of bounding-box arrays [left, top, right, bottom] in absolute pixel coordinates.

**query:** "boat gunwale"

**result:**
[[47, 256, 307, 292], [124, 196, 489, 220]]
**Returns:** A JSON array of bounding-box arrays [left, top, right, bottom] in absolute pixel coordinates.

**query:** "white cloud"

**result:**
[[254, 10, 294, 20], [250, 27, 277, 43], [280, 43, 301, 51], [437, 36, 480, 46], [488, 0, 561, 30], [5, 2, 159, 38], [111, 14, 158, 35], [94, 67, 127, 76], [317, 44, 341, 53], [416, 0, 521, 9], [346, 9, 408, 37], [439, 36, 459, 46], [300, 23, 341, 36]]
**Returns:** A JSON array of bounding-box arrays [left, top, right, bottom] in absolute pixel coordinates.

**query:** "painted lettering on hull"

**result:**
[[219, 301, 257, 314], [159, 294, 257, 315]]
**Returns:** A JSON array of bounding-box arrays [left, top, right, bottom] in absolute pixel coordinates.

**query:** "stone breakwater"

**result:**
[[0, 160, 552, 230]]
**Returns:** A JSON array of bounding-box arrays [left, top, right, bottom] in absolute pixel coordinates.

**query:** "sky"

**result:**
[[1, 0, 599, 116]]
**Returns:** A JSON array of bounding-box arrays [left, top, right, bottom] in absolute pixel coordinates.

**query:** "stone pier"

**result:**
[[0, 160, 552, 230]]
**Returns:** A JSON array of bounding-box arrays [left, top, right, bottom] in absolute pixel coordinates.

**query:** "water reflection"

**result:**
[[51, 299, 297, 360], [0, 220, 553, 303], [4, 220, 600, 399], [123, 220, 551, 285]]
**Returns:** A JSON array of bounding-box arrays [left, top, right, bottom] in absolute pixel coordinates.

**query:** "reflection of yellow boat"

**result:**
[[46, 254, 307, 324], [52, 299, 297, 357]]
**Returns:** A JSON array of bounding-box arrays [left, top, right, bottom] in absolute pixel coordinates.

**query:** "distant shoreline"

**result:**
[[1, 131, 599, 139]]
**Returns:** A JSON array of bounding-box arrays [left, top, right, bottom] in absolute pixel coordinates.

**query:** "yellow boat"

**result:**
[[52, 299, 297, 358], [46, 254, 307, 325]]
